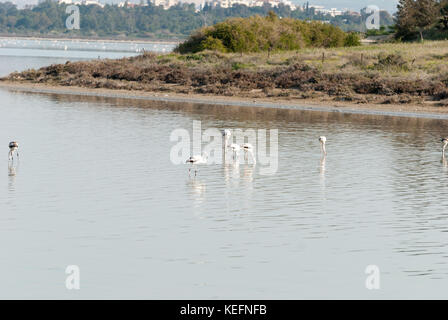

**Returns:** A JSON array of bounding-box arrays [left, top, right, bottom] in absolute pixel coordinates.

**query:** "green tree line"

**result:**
[[0, 0, 393, 39]]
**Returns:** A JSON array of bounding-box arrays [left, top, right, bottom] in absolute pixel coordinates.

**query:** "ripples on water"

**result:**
[[1, 89, 448, 299]]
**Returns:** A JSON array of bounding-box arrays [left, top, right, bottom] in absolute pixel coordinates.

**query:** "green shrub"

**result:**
[[344, 33, 361, 47], [199, 36, 227, 52], [175, 14, 359, 54]]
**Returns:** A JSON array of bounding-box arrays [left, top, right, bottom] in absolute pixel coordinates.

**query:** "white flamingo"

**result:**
[[222, 129, 232, 163], [241, 143, 256, 164], [8, 141, 19, 161], [319, 136, 327, 155], [442, 137, 448, 156], [186, 152, 208, 176], [222, 129, 232, 149], [229, 143, 240, 162]]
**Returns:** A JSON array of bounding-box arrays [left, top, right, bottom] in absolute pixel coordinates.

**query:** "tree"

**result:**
[[414, 0, 440, 41], [395, 0, 440, 41], [440, 0, 448, 29], [396, 0, 417, 40]]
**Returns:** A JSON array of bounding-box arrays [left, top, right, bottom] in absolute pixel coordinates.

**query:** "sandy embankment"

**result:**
[[1, 81, 448, 119]]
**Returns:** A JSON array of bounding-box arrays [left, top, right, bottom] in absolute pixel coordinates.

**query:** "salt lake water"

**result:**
[[1, 41, 448, 299]]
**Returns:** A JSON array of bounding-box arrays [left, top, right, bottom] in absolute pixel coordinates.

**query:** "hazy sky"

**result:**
[[4, 0, 399, 12]]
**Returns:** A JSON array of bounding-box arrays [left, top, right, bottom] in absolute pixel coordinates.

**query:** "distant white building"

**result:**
[[58, 0, 105, 6], [309, 4, 345, 17], [151, 0, 181, 8], [151, 0, 296, 10]]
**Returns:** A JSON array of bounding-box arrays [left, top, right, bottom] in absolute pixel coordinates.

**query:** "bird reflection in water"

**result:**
[[442, 154, 448, 169], [320, 155, 326, 175], [319, 155, 326, 189], [8, 162, 18, 192], [241, 165, 254, 183], [186, 177, 206, 208], [223, 161, 240, 186]]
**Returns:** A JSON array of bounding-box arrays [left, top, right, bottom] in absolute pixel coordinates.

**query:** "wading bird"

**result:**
[[186, 152, 208, 176], [442, 137, 448, 156], [241, 143, 256, 164], [319, 136, 327, 155], [229, 144, 240, 162], [8, 141, 19, 161], [222, 129, 232, 163], [222, 129, 232, 149]]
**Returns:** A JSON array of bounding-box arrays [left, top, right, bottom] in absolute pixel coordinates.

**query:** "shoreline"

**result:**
[[0, 35, 181, 45], [2, 81, 448, 120]]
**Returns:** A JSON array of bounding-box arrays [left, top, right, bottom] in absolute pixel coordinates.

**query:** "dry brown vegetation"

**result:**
[[3, 41, 448, 106]]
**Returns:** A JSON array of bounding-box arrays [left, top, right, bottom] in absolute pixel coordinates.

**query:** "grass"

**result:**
[[3, 41, 448, 106]]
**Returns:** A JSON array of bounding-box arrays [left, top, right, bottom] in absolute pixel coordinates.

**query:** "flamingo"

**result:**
[[222, 129, 232, 163], [8, 141, 19, 161], [442, 137, 448, 156], [319, 136, 327, 155], [229, 143, 240, 162], [186, 152, 208, 176], [222, 129, 232, 149], [241, 143, 256, 164]]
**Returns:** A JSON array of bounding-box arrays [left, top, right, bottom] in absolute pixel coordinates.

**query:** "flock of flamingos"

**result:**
[[185, 129, 328, 176], [7, 135, 448, 176], [184, 131, 448, 176]]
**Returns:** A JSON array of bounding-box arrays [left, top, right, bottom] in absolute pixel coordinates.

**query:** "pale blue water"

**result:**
[[0, 38, 175, 77], [1, 45, 448, 299]]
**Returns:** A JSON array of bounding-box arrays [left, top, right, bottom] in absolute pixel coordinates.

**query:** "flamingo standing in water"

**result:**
[[229, 143, 240, 162], [8, 141, 19, 161], [222, 129, 232, 149], [319, 136, 327, 155], [186, 152, 208, 176], [442, 137, 448, 157], [241, 143, 256, 164], [222, 129, 232, 163]]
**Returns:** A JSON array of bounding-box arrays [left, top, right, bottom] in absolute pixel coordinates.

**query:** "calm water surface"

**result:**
[[0, 38, 175, 77], [1, 52, 448, 299]]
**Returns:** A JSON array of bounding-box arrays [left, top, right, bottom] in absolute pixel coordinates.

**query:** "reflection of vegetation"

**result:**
[[176, 13, 360, 54], [5, 41, 448, 107], [0, 1, 393, 39]]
